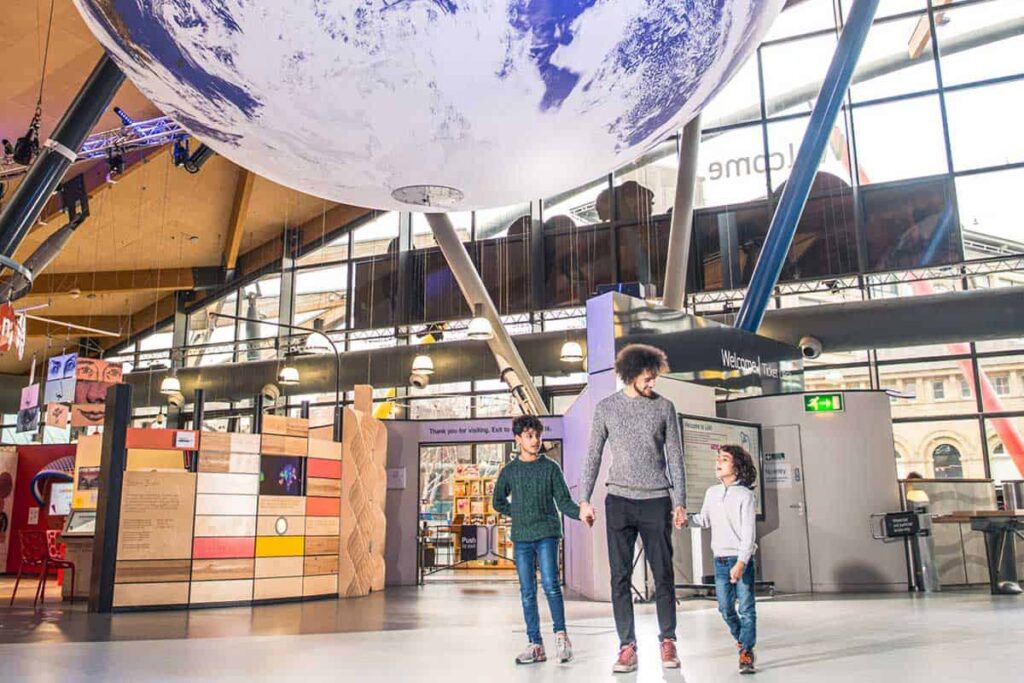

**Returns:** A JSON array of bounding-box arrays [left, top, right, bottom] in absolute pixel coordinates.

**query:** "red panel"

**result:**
[[5, 445, 76, 573], [125, 429, 200, 451], [192, 536, 256, 559], [306, 458, 342, 480], [306, 497, 340, 517]]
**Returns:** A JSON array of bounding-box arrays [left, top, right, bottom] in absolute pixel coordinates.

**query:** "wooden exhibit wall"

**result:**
[[107, 416, 347, 609], [338, 386, 388, 597]]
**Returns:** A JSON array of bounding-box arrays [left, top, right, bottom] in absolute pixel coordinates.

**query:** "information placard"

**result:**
[[116, 471, 197, 561], [680, 414, 764, 519]]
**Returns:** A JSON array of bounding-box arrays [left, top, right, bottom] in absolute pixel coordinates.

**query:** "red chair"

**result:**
[[7, 530, 76, 607]]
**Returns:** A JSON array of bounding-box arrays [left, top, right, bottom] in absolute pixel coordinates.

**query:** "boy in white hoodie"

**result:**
[[687, 444, 759, 674]]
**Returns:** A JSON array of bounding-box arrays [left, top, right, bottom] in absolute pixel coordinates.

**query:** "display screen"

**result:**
[[49, 482, 73, 516], [679, 414, 764, 519], [259, 455, 305, 496]]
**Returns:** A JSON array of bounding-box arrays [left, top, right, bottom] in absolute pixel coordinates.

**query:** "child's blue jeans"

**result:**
[[714, 556, 757, 652], [514, 536, 565, 645]]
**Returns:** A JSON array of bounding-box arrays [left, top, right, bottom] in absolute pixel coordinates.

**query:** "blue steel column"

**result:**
[[734, 0, 880, 332], [0, 54, 124, 258]]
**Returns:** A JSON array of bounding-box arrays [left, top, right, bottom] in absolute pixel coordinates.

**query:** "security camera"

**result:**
[[166, 391, 185, 409], [260, 383, 281, 403], [798, 336, 823, 360], [409, 372, 429, 389]]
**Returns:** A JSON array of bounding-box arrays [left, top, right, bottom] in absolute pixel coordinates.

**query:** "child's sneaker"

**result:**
[[555, 632, 573, 663], [661, 638, 681, 668], [612, 643, 638, 673], [515, 643, 546, 665], [739, 649, 756, 674]]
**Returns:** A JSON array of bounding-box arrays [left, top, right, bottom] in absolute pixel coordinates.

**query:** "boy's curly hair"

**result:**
[[614, 344, 669, 384], [720, 445, 757, 489]]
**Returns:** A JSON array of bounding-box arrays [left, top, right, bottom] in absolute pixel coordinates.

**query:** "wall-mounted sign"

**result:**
[[803, 393, 844, 413]]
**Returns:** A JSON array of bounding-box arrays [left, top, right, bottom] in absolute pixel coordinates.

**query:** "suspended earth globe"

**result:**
[[73, 0, 785, 211]]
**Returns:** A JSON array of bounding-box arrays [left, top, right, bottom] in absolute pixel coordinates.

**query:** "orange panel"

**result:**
[[126, 428, 199, 451], [306, 497, 340, 517], [306, 458, 342, 479], [193, 537, 256, 559]]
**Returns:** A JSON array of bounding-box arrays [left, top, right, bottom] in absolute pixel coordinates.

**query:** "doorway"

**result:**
[[418, 440, 563, 583], [762, 425, 813, 593]]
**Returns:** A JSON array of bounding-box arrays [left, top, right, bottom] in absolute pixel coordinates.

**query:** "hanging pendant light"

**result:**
[[278, 365, 300, 385], [159, 367, 181, 395], [304, 318, 332, 353], [412, 354, 435, 375], [559, 341, 584, 363], [467, 303, 493, 341]]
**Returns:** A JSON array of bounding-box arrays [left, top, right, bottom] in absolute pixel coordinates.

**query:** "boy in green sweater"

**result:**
[[493, 415, 588, 665]]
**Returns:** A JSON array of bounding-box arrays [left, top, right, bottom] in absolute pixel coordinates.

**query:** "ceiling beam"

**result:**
[[26, 316, 126, 337], [29, 268, 197, 296], [223, 169, 255, 270]]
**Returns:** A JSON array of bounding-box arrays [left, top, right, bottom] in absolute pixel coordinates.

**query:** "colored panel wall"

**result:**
[[255, 536, 304, 558], [193, 537, 256, 559]]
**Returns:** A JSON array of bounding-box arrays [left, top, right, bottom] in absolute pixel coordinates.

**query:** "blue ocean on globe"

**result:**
[[73, 0, 785, 210]]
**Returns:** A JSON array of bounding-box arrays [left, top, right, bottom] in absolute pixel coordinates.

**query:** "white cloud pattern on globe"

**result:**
[[73, 0, 785, 211]]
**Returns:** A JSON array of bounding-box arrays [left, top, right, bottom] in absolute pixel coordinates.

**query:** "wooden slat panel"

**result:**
[[196, 494, 257, 516], [255, 556, 304, 578], [263, 415, 309, 438], [305, 536, 340, 556], [255, 536, 305, 558], [193, 537, 256, 559], [307, 477, 342, 498], [258, 495, 306, 516], [196, 473, 260, 495], [193, 515, 257, 538], [199, 452, 261, 474], [113, 582, 189, 608], [260, 434, 307, 456], [115, 559, 191, 584], [254, 576, 304, 600], [126, 449, 187, 471], [303, 555, 339, 576], [308, 438, 342, 460], [306, 458, 342, 479], [256, 515, 306, 537], [191, 558, 255, 581], [305, 516, 340, 537], [198, 432, 232, 454], [303, 574, 338, 597], [189, 579, 254, 604], [306, 497, 340, 517]]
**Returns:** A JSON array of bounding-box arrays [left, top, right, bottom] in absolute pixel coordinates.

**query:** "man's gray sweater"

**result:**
[[580, 390, 686, 508]]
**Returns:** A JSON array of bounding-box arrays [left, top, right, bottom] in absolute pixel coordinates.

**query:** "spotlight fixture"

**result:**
[[171, 137, 190, 167], [278, 365, 300, 385], [113, 106, 135, 127], [106, 149, 124, 181], [12, 116, 40, 166], [183, 143, 215, 174], [1, 139, 13, 157], [559, 341, 584, 363], [412, 354, 435, 376], [160, 367, 181, 395], [467, 303, 494, 341]]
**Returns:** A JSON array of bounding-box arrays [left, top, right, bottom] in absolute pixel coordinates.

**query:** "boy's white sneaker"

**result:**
[[555, 633, 573, 663]]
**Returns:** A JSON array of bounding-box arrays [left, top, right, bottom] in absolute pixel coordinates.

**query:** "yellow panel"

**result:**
[[255, 536, 305, 557], [126, 448, 186, 471]]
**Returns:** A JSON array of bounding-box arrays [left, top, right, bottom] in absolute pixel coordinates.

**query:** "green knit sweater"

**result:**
[[492, 455, 581, 543]]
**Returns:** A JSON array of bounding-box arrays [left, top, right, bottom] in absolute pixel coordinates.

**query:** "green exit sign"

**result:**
[[804, 393, 844, 413]]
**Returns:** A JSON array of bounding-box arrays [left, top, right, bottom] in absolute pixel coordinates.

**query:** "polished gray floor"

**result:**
[[1, 578, 1022, 681]]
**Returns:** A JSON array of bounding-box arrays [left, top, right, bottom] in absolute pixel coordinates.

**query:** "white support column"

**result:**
[[661, 115, 702, 311]]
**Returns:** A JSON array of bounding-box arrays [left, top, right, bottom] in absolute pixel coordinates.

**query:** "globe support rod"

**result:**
[[661, 114, 702, 311], [426, 212, 548, 416], [0, 53, 124, 259], [734, 0, 880, 333]]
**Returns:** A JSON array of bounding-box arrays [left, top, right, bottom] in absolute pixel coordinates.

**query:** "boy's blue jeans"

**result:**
[[514, 537, 565, 645], [714, 556, 757, 652]]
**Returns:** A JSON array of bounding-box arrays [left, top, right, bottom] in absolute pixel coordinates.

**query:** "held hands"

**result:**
[[729, 561, 745, 584], [673, 506, 687, 529], [580, 501, 596, 528]]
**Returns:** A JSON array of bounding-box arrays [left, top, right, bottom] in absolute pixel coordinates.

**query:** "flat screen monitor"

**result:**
[[48, 482, 73, 516], [679, 414, 765, 520]]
